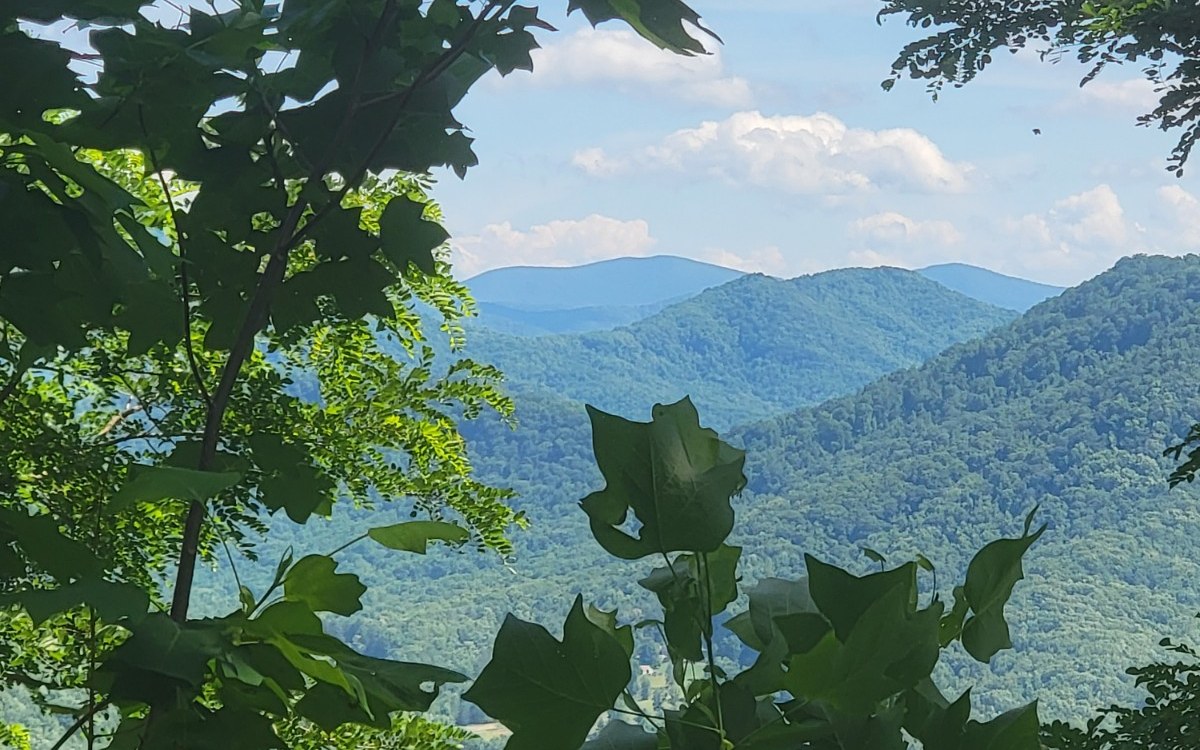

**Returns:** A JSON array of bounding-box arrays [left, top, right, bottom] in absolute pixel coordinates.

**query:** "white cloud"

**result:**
[[1157, 185, 1200, 246], [575, 111, 972, 194], [1000, 184, 1142, 282], [1077, 78, 1159, 113], [697, 245, 791, 275], [848, 212, 964, 246], [502, 28, 753, 107], [451, 214, 657, 277]]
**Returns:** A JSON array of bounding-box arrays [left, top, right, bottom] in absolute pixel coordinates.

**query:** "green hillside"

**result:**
[[330, 254, 1200, 726], [464, 267, 1017, 428], [731, 253, 1200, 720]]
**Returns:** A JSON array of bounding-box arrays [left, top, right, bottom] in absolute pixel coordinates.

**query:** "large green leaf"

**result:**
[[367, 521, 470, 553], [464, 596, 631, 750], [580, 397, 746, 559], [287, 633, 467, 727], [782, 558, 942, 714], [727, 577, 820, 696], [958, 511, 1046, 662], [107, 464, 242, 513], [568, 0, 718, 54], [7, 577, 149, 626], [0, 508, 101, 580], [283, 554, 366, 616], [99, 614, 227, 704]]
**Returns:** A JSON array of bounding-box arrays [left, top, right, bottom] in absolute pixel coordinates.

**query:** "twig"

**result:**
[[96, 401, 144, 438], [138, 106, 213, 411], [50, 701, 109, 750]]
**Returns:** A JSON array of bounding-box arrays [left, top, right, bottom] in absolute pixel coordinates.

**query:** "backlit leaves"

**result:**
[[464, 597, 632, 750], [580, 397, 746, 559]]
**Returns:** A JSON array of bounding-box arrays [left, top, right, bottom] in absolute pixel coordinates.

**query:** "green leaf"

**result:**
[[8, 577, 148, 626], [107, 464, 241, 513], [464, 596, 631, 750], [638, 545, 740, 660], [782, 559, 943, 714], [585, 604, 635, 658], [284, 554, 365, 617], [0, 508, 101, 581], [248, 434, 334, 523], [287, 634, 467, 726], [100, 614, 226, 703], [367, 521, 469, 553], [568, 0, 719, 55], [378, 195, 445, 277], [806, 557, 917, 642], [580, 397, 746, 560], [959, 515, 1046, 662], [963, 702, 1041, 749]]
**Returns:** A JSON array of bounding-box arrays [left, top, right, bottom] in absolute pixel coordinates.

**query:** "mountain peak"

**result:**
[[916, 262, 1065, 311], [464, 255, 744, 310]]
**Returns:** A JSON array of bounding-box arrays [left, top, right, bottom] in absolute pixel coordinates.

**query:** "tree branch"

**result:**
[[138, 105, 213, 411], [168, 0, 403, 623]]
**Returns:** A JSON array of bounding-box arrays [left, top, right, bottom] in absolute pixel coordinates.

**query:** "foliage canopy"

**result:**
[[0, 0, 719, 746]]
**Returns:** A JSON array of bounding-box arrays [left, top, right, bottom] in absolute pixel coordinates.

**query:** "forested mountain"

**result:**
[[465, 255, 742, 309], [463, 267, 1017, 428], [296, 254, 1200, 727], [728, 254, 1200, 719], [473, 299, 670, 336], [464, 256, 744, 334], [918, 262, 1065, 311]]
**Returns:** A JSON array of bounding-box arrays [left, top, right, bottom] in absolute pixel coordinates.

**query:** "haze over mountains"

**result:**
[[463, 268, 1016, 428], [466, 256, 1064, 335], [464, 256, 742, 335]]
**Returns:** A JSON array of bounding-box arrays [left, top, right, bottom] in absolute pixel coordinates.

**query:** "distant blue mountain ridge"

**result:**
[[463, 255, 1065, 335], [916, 262, 1064, 311], [463, 256, 742, 335]]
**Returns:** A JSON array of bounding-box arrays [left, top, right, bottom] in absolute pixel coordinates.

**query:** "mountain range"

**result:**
[[324, 253, 1200, 729], [462, 267, 1016, 428], [464, 256, 1064, 334], [173, 254, 1197, 739], [464, 256, 742, 335]]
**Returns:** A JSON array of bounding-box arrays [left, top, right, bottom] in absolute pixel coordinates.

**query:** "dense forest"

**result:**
[[143, 254, 1200, 732], [346, 257, 1200, 723], [456, 268, 1016, 428]]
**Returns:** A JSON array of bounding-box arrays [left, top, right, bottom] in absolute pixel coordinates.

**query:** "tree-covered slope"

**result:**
[[731, 253, 1200, 720], [341, 254, 1200, 727], [918, 262, 1065, 311], [465, 267, 1017, 428]]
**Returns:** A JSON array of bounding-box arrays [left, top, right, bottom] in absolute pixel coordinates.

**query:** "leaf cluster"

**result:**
[[879, 0, 1200, 174], [464, 398, 1047, 749]]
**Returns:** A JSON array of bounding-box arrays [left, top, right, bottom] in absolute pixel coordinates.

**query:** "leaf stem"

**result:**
[[698, 553, 725, 741], [326, 532, 369, 559]]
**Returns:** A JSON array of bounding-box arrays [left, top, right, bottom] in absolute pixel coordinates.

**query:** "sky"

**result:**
[[435, 0, 1200, 286]]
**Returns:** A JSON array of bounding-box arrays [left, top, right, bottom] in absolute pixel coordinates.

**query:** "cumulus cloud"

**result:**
[[849, 212, 964, 246], [501, 28, 752, 107], [697, 245, 791, 276], [1158, 185, 1200, 246], [1001, 184, 1143, 282], [574, 111, 972, 194], [450, 214, 657, 277], [1077, 78, 1159, 113]]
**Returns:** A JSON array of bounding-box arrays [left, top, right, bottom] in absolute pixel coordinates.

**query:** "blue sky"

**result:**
[[437, 0, 1200, 286]]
